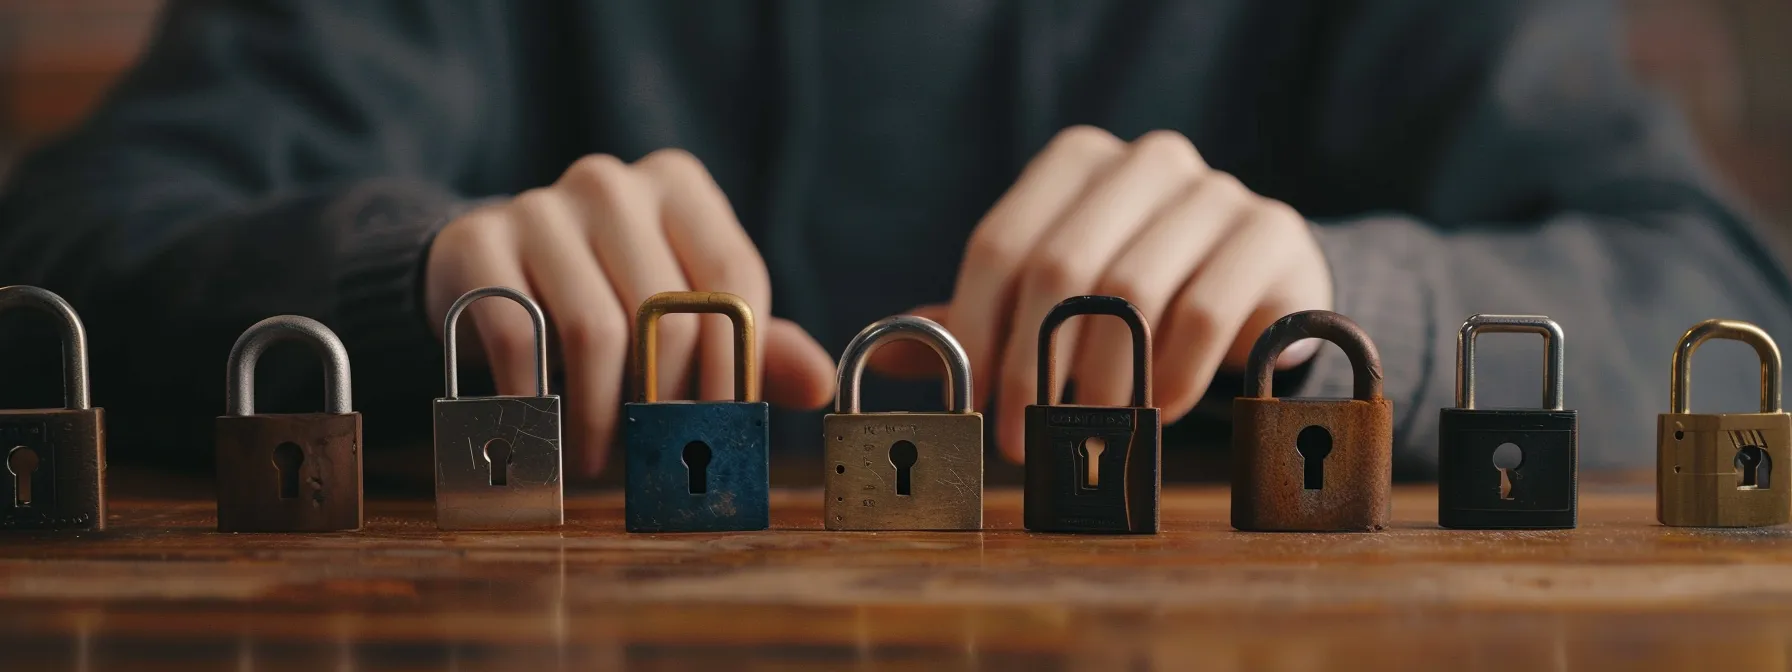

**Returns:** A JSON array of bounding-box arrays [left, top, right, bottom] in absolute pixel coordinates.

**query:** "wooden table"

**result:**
[[4, 481, 1792, 671]]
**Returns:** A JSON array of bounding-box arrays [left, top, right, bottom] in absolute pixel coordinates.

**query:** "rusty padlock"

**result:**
[[1657, 319, 1791, 527], [824, 315, 982, 531], [215, 316, 362, 533], [434, 287, 563, 530], [1232, 310, 1392, 532], [0, 286, 105, 531], [1023, 295, 1160, 534]]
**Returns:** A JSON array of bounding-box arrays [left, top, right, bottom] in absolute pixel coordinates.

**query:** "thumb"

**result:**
[[763, 317, 837, 410], [864, 304, 955, 380]]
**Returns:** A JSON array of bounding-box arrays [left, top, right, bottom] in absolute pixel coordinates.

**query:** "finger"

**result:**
[[762, 317, 836, 410], [865, 304, 952, 379], [557, 154, 698, 402], [1219, 205, 1332, 373], [1074, 173, 1250, 407], [434, 211, 543, 400], [510, 189, 629, 478], [636, 148, 779, 402], [948, 126, 1125, 409], [1154, 205, 1303, 422], [993, 131, 1209, 463]]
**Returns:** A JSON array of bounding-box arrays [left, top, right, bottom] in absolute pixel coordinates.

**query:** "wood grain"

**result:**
[[3, 474, 1791, 670]]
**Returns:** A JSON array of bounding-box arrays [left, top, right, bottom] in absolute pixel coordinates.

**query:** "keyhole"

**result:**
[[1492, 442, 1523, 501], [7, 446, 39, 507], [683, 441, 712, 495], [483, 438, 513, 487], [1736, 446, 1772, 490], [271, 442, 303, 500], [1296, 426, 1332, 490], [890, 440, 918, 496], [1079, 437, 1107, 489]]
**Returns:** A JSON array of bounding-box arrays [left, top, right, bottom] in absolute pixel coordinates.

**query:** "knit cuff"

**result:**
[[326, 178, 467, 365]]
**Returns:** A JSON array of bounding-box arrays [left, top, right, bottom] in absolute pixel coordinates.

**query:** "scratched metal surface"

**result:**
[[433, 396, 563, 530], [824, 411, 983, 530]]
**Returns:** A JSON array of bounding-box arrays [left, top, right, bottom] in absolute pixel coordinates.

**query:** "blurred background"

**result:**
[[2, 1, 1790, 257]]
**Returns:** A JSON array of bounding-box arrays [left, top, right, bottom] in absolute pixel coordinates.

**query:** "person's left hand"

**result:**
[[871, 126, 1333, 462]]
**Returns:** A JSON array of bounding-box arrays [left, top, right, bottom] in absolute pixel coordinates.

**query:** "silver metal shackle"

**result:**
[[835, 315, 973, 414], [442, 286, 550, 400], [1456, 314, 1564, 411], [0, 285, 91, 410], [1671, 319, 1782, 414], [225, 315, 353, 416]]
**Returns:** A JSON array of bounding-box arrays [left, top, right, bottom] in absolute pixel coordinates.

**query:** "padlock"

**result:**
[[824, 315, 982, 531], [1232, 310, 1392, 532], [1438, 314, 1577, 529], [214, 316, 362, 532], [1023, 295, 1160, 534], [434, 286, 563, 530], [1657, 319, 1791, 528], [624, 291, 769, 532], [0, 286, 105, 531]]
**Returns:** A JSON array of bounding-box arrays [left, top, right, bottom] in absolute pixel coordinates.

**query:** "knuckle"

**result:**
[[557, 310, 626, 356], [1094, 270, 1161, 316], [561, 154, 633, 193], [1021, 252, 1094, 298], [482, 320, 536, 365], [964, 226, 1028, 270], [1206, 171, 1250, 201], [1173, 299, 1224, 345], [1257, 199, 1304, 229], [637, 147, 709, 181], [1132, 130, 1200, 173], [1048, 125, 1124, 161]]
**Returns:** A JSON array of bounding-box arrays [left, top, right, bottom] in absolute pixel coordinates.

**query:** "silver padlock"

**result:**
[[434, 286, 563, 530]]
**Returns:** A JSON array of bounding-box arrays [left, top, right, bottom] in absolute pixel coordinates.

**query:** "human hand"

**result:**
[[424, 150, 836, 477], [872, 127, 1333, 462]]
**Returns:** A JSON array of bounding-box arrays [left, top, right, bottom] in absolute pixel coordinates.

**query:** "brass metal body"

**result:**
[[0, 286, 106, 531], [434, 287, 563, 530], [1232, 310, 1393, 532], [1657, 319, 1790, 527], [825, 316, 982, 531], [215, 316, 363, 533]]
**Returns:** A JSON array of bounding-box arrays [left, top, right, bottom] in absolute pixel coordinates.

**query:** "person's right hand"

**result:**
[[423, 149, 837, 477]]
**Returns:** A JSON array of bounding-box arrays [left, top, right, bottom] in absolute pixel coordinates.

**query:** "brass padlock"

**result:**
[[215, 316, 362, 533], [1232, 310, 1392, 532], [0, 286, 105, 531], [824, 315, 982, 531], [434, 286, 563, 530], [1657, 319, 1791, 528]]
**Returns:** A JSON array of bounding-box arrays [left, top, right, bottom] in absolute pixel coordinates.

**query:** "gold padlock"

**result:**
[[824, 315, 982, 531], [1657, 319, 1791, 528]]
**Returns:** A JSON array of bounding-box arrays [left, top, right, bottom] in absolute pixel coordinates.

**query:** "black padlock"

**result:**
[[1023, 295, 1160, 534], [1438, 314, 1578, 529]]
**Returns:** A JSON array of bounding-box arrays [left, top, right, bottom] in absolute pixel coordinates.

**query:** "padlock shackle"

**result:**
[[442, 286, 551, 400], [0, 286, 91, 410], [1243, 310, 1383, 400], [1456, 314, 1564, 411], [225, 315, 353, 416], [632, 291, 757, 403], [835, 315, 973, 414], [1036, 296, 1152, 407], [1671, 319, 1782, 414]]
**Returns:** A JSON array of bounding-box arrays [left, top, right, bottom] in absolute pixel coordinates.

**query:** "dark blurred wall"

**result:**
[[2, 0, 1790, 253]]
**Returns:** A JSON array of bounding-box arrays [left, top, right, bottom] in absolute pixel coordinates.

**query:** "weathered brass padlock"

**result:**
[[824, 315, 982, 531], [1657, 319, 1790, 528], [1232, 310, 1392, 532], [215, 316, 362, 533], [0, 286, 105, 531], [1023, 295, 1160, 534], [434, 287, 563, 530], [624, 291, 769, 533]]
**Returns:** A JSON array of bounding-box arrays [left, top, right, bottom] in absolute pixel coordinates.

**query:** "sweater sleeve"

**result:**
[[0, 1, 504, 465], [1290, 0, 1792, 476]]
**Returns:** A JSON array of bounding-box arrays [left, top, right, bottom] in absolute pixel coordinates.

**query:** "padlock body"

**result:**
[[433, 395, 564, 530], [823, 411, 983, 531], [215, 412, 362, 532], [0, 408, 104, 531], [624, 401, 769, 532], [1657, 411, 1792, 527], [1232, 397, 1392, 532], [1438, 408, 1578, 529], [1023, 404, 1160, 534]]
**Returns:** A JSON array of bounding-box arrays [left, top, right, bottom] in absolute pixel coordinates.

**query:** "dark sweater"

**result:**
[[0, 0, 1786, 476]]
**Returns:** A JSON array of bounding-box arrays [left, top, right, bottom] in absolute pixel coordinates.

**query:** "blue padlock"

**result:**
[[624, 291, 770, 532]]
